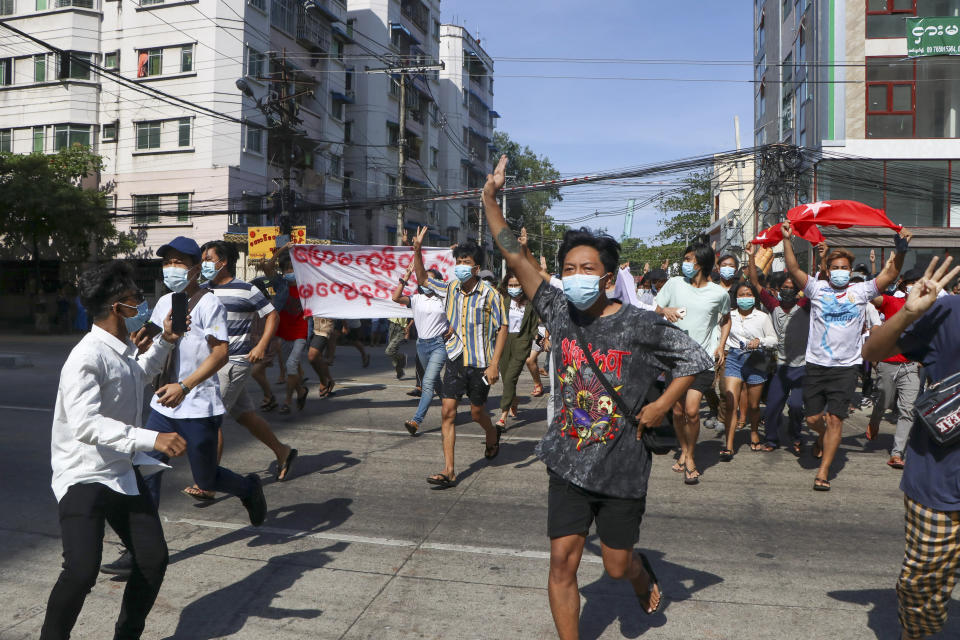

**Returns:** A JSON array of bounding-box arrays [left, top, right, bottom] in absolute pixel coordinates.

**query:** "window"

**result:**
[[140, 0, 165, 5], [101, 122, 116, 142], [867, 0, 917, 38], [177, 118, 191, 146], [249, 0, 264, 10], [133, 195, 160, 224], [757, 12, 765, 53], [346, 18, 355, 38], [867, 57, 916, 137], [34, 54, 45, 82], [387, 123, 399, 146], [180, 45, 193, 73], [33, 126, 44, 152], [798, 26, 807, 64], [245, 124, 262, 153], [430, 146, 438, 168], [387, 175, 397, 194], [433, 19, 440, 41], [137, 48, 161, 78], [0, 0, 13, 15], [103, 50, 119, 70], [330, 154, 341, 178], [0, 58, 10, 86], [36, 0, 46, 9], [335, 40, 344, 61], [389, 75, 400, 98], [0, 129, 10, 153], [177, 193, 190, 222], [56, 0, 95, 7], [246, 48, 265, 78], [271, 0, 296, 34], [344, 120, 352, 143], [782, 0, 792, 20], [59, 52, 91, 80], [54, 124, 90, 150], [345, 70, 353, 91], [331, 95, 344, 120], [136, 121, 161, 149], [782, 51, 793, 86]]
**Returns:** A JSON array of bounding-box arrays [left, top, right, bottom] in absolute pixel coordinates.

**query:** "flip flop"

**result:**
[[671, 461, 684, 473], [260, 395, 278, 412], [683, 465, 701, 485], [635, 552, 662, 615], [484, 431, 501, 459], [296, 385, 309, 411], [531, 383, 544, 397], [361, 353, 371, 368], [719, 449, 734, 462], [182, 486, 215, 501], [317, 381, 334, 398], [427, 473, 456, 488], [813, 478, 831, 491], [275, 448, 298, 482]]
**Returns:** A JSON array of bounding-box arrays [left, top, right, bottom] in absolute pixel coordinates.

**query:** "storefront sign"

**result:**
[[907, 17, 960, 57]]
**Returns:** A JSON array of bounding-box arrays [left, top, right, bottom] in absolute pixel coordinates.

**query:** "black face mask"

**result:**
[[779, 288, 798, 305]]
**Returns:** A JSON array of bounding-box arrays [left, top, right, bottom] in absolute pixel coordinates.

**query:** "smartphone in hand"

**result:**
[[481, 375, 491, 386], [143, 321, 163, 339], [171, 292, 188, 334]]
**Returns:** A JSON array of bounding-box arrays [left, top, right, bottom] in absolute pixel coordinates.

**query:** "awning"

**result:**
[[820, 226, 960, 249], [331, 91, 354, 103], [489, 110, 501, 118], [390, 23, 420, 45]]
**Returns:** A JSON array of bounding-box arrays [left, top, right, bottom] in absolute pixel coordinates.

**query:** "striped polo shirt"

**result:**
[[206, 278, 275, 359], [427, 276, 505, 368]]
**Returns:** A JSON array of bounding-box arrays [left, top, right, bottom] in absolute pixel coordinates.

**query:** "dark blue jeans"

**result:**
[[143, 411, 253, 508], [763, 364, 805, 447]]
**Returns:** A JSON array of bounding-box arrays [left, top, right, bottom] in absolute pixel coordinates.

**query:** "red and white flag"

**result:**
[[751, 222, 825, 248], [751, 200, 901, 248]]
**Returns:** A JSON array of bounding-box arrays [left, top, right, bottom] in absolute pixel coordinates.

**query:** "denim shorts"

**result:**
[[725, 348, 767, 385]]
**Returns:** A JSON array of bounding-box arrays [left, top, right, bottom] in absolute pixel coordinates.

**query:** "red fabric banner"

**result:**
[[751, 200, 902, 248]]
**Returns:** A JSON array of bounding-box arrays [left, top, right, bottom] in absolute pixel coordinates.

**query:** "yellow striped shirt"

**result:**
[[428, 277, 505, 368]]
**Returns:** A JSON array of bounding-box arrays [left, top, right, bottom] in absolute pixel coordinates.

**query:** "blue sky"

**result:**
[[441, 0, 754, 242]]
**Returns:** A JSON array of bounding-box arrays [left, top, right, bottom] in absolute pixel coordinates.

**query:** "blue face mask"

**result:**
[[562, 274, 602, 310], [829, 269, 850, 288], [681, 262, 696, 279], [201, 261, 221, 281], [737, 297, 756, 310], [454, 265, 475, 282], [162, 266, 190, 293], [119, 300, 151, 333], [283, 272, 297, 282], [719, 266, 737, 280], [507, 287, 523, 298]]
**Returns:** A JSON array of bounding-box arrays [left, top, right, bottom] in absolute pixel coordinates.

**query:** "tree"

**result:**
[[492, 131, 565, 267], [654, 168, 712, 246], [0, 145, 135, 291]]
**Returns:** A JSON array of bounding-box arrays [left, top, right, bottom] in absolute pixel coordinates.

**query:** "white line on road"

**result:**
[[0, 405, 51, 412], [164, 515, 603, 564], [336, 426, 544, 442]]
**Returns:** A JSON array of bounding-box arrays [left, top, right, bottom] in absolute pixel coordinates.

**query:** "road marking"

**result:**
[[0, 405, 51, 413], [336, 426, 543, 442], [164, 515, 603, 564]]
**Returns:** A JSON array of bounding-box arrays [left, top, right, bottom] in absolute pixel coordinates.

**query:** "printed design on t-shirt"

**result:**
[[558, 337, 632, 450], [818, 290, 859, 358]]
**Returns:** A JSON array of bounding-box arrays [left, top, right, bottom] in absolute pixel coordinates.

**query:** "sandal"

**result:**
[[404, 420, 419, 436], [317, 381, 335, 398], [531, 383, 544, 397], [812, 439, 823, 460], [296, 385, 309, 411], [634, 552, 662, 615], [182, 485, 215, 501], [509, 404, 518, 418], [671, 461, 684, 473], [361, 353, 370, 368], [759, 443, 777, 452], [866, 422, 879, 441], [426, 473, 456, 489], [790, 440, 802, 456], [719, 448, 734, 462], [683, 465, 701, 485], [278, 404, 290, 415], [813, 477, 831, 492], [261, 395, 278, 412], [275, 448, 298, 482], [484, 431, 501, 459]]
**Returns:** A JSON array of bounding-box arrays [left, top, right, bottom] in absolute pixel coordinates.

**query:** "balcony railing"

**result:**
[[297, 6, 331, 51]]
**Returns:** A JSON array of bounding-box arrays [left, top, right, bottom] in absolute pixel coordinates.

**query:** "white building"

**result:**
[[0, 0, 350, 273]]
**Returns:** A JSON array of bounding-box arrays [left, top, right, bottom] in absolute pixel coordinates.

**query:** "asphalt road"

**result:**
[[0, 333, 958, 639]]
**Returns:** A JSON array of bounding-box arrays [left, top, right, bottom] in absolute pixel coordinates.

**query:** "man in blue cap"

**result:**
[[101, 236, 266, 577]]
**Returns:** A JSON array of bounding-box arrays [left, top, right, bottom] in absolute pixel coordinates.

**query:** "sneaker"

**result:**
[[100, 549, 133, 579], [241, 474, 267, 527]]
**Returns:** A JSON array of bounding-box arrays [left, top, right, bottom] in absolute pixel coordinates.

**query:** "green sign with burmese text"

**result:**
[[907, 17, 960, 57]]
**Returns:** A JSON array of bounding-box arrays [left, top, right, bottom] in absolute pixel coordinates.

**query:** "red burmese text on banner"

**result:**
[[289, 245, 455, 319]]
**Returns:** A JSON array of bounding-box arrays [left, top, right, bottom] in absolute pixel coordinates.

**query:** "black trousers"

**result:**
[[40, 471, 168, 640]]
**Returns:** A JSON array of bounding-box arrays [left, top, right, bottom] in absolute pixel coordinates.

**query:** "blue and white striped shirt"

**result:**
[[206, 279, 275, 359], [427, 276, 505, 368]]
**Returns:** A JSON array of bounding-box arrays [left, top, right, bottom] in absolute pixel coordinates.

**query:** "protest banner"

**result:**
[[291, 226, 307, 244], [248, 226, 280, 259], [289, 245, 455, 319]]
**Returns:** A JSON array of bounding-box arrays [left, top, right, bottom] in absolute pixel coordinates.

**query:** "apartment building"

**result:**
[[0, 0, 350, 268], [754, 0, 960, 265]]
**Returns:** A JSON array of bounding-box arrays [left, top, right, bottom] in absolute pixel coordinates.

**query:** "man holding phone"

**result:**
[[102, 237, 266, 575], [411, 228, 507, 488]]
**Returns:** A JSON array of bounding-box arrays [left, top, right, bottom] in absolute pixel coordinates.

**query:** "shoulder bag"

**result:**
[[914, 370, 960, 448]]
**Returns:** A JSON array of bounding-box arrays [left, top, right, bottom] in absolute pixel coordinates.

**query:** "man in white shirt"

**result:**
[[41, 261, 187, 640]]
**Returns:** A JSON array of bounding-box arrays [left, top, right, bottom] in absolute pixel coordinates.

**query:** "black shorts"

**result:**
[[667, 368, 714, 396], [547, 469, 646, 550], [309, 335, 329, 352], [803, 363, 859, 419], [440, 358, 490, 406]]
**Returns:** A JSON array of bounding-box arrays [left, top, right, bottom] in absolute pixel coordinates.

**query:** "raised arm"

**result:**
[[874, 228, 912, 292], [482, 155, 543, 299], [780, 221, 809, 290], [745, 242, 761, 290], [410, 226, 430, 288], [392, 264, 413, 306]]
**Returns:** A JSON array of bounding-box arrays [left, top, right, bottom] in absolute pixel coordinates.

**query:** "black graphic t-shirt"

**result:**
[[533, 281, 713, 499]]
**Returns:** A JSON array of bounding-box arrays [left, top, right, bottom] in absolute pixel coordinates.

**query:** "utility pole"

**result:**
[[364, 61, 444, 242]]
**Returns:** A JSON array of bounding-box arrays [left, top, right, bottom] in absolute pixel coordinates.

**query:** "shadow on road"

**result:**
[[266, 449, 362, 482], [829, 587, 960, 639], [162, 542, 349, 640], [578, 546, 723, 639]]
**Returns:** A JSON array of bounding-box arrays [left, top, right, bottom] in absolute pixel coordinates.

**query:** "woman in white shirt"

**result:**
[[393, 266, 449, 436], [496, 271, 541, 430], [721, 282, 777, 461]]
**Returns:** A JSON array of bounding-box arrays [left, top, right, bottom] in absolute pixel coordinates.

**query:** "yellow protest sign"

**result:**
[[292, 226, 307, 244], [248, 226, 279, 259]]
